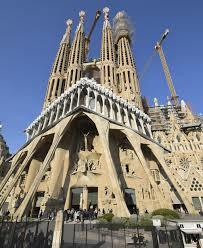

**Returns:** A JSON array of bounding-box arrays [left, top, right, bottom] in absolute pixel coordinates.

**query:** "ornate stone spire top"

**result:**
[[103, 7, 109, 20], [66, 19, 73, 27], [61, 19, 73, 44], [79, 10, 85, 23]]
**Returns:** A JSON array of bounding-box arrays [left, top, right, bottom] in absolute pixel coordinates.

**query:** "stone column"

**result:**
[[101, 95, 105, 115], [42, 115, 48, 130], [146, 123, 153, 138], [90, 115, 130, 217], [132, 113, 138, 131], [54, 104, 61, 122], [49, 148, 65, 198], [86, 88, 90, 108], [62, 99, 68, 117], [94, 93, 98, 112], [25, 159, 41, 192], [82, 187, 88, 210], [48, 110, 55, 126], [69, 93, 74, 112], [109, 99, 114, 119], [116, 103, 122, 123], [139, 118, 146, 135], [124, 108, 130, 127], [77, 88, 81, 107]]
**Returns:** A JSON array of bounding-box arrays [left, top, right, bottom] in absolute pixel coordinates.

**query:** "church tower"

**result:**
[[100, 7, 117, 91], [114, 12, 142, 109], [66, 11, 85, 87], [1, 8, 200, 220], [43, 19, 72, 109]]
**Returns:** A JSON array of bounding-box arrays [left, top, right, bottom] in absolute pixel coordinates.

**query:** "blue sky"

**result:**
[[0, 0, 202, 153]]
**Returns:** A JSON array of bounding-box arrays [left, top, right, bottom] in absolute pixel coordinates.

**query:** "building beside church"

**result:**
[[0, 128, 10, 184], [0, 8, 202, 219]]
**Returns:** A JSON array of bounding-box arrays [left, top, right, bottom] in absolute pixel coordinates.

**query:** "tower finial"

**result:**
[[79, 10, 85, 23], [66, 19, 73, 27], [0, 122, 2, 134], [103, 7, 109, 20]]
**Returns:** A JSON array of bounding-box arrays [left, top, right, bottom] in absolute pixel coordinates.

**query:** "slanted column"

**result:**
[[124, 108, 130, 127], [26, 130, 31, 141], [69, 92, 74, 112], [139, 118, 146, 135], [94, 92, 98, 112], [132, 113, 138, 131], [109, 99, 114, 119], [146, 123, 153, 138], [101, 95, 105, 115], [31, 127, 37, 139], [77, 88, 81, 107], [42, 115, 49, 130], [36, 121, 42, 134], [48, 109, 55, 126], [86, 88, 90, 108], [25, 159, 41, 192], [116, 103, 122, 122], [54, 104, 61, 122], [49, 148, 65, 198], [62, 99, 68, 117]]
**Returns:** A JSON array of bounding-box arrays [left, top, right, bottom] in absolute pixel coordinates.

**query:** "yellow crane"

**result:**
[[155, 29, 179, 106]]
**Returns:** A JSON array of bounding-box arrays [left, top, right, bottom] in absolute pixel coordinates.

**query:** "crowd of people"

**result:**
[[63, 207, 113, 222]]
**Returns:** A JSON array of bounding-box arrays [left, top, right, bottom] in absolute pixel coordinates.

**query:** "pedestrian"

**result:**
[[94, 208, 98, 219], [38, 209, 43, 220]]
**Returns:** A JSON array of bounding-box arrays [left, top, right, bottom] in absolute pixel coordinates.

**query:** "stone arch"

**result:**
[[14, 134, 55, 217], [120, 108, 125, 124], [130, 114, 136, 129], [144, 123, 151, 137], [60, 114, 101, 210], [128, 114, 133, 128], [108, 129, 138, 214], [72, 90, 78, 110], [80, 88, 88, 106], [89, 90, 96, 110], [136, 118, 142, 133], [112, 103, 118, 121], [96, 94, 103, 113], [104, 98, 111, 118]]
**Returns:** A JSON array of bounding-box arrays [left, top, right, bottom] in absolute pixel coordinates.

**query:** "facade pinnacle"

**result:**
[[103, 7, 109, 20], [43, 19, 73, 109], [66, 10, 86, 88], [114, 11, 142, 109], [100, 7, 117, 91]]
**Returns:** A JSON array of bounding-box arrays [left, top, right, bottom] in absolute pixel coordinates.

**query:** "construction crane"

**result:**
[[155, 29, 179, 106], [84, 10, 101, 61]]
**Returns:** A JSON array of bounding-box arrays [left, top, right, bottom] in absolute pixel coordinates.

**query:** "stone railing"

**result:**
[[25, 78, 152, 141]]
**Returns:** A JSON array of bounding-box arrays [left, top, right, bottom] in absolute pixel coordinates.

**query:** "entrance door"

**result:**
[[71, 188, 83, 210], [32, 191, 44, 218], [88, 187, 98, 210], [124, 188, 136, 214]]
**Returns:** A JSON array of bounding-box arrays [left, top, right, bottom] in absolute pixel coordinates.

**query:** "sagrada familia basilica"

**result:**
[[0, 8, 202, 219]]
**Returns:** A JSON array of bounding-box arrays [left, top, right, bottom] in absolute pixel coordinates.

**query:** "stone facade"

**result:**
[[0, 132, 10, 181], [148, 99, 203, 212], [0, 8, 202, 219]]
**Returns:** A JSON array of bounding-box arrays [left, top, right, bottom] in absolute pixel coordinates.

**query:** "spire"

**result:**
[[100, 7, 117, 91], [113, 11, 143, 109], [43, 19, 73, 109], [66, 11, 85, 87]]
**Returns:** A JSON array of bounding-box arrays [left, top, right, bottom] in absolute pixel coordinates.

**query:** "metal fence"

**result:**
[[61, 222, 184, 248], [0, 218, 184, 247], [0, 218, 55, 248]]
